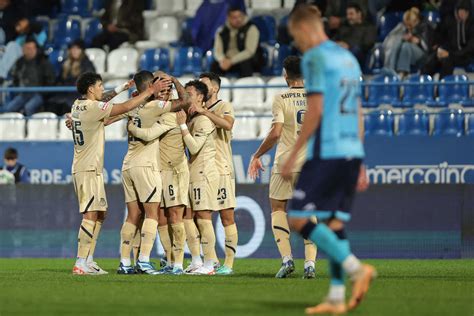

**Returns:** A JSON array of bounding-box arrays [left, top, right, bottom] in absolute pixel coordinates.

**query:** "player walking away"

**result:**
[[127, 75, 194, 275], [71, 72, 166, 275], [116, 70, 179, 275], [281, 5, 375, 314], [248, 56, 317, 279], [189, 72, 238, 275], [178, 80, 220, 275]]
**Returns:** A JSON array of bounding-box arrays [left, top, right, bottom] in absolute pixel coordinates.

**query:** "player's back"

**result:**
[[71, 98, 112, 173], [272, 88, 307, 173], [303, 40, 364, 160], [159, 112, 187, 171]]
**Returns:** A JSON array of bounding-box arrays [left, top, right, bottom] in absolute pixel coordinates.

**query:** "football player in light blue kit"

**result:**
[[281, 4, 376, 315]]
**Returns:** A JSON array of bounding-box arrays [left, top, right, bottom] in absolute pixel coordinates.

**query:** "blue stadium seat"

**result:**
[[92, 0, 104, 12], [365, 75, 400, 108], [180, 17, 194, 46], [47, 47, 67, 76], [365, 43, 384, 74], [270, 44, 291, 76], [377, 11, 403, 41], [466, 61, 474, 72], [172, 46, 203, 77], [84, 18, 103, 47], [398, 109, 429, 136], [202, 50, 214, 72], [397, 75, 434, 108], [436, 75, 471, 107], [432, 109, 464, 136], [467, 114, 474, 136], [62, 0, 90, 17], [52, 17, 82, 48], [422, 10, 441, 26], [364, 110, 394, 136], [139, 48, 170, 73], [251, 15, 276, 44]]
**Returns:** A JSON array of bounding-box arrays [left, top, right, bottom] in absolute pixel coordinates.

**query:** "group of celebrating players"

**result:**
[[68, 5, 376, 315]]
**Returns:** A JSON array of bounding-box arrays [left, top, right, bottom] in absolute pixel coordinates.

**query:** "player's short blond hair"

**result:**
[[289, 4, 323, 27]]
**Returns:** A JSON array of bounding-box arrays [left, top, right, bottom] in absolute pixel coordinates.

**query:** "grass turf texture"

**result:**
[[0, 259, 473, 316]]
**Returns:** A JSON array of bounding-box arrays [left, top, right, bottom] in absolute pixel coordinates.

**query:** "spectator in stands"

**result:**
[[324, 0, 369, 37], [1, 38, 55, 115], [0, 18, 48, 83], [383, 7, 433, 77], [47, 39, 95, 115], [211, 6, 262, 78], [422, 0, 474, 78], [0, 147, 29, 183], [92, 0, 145, 51], [0, 0, 25, 45], [333, 2, 377, 66]]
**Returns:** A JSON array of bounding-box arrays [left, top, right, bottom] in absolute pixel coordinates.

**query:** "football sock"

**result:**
[[197, 218, 217, 267], [223, 223, 238, 268], [120, 222, 137, 266], [171, 222, 186, 268], [87, 220, 102, 263], [328, 284, 346, 303], [184, 219, 201, 258], [132, 227, 141, 264], [271, 211, 292, 260], [304, 239, 317, 265], [158, 225, 172, 265], [77, 219, 95, 259], [139, 218, 158, 262]]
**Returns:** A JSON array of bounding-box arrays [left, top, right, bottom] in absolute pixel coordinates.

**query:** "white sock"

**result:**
[[87, 255, 93, 263], [342, 254, 362, 276], [192, 256, 203, 265], [282, 255, 293, 264], [204, 260, 214, 269], [304, 260, 315, 269], [76, 258, 87, 265], [121, 258, 131, 266], [174, 263, 183, 270], [328, 285, 346, 302], [139, 255, 150, 262]]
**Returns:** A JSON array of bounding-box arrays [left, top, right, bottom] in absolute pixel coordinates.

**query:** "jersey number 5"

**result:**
[[72, 121, 84, 146]]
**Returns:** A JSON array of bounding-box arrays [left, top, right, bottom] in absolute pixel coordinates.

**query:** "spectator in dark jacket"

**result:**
[[383, 7, 433, 76], [211, 7, 261, 78], [0, 0, 25, 44], [333, 2, 377, 66], [47, 39, 95, 115], [92, 0, 145, 51], [1, 38, 55, 115], [422, 0, 474, 78], [0, 147, 29, 183]]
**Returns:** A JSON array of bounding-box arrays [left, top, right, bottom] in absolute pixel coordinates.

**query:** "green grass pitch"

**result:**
[[0, 258, 473, 315]]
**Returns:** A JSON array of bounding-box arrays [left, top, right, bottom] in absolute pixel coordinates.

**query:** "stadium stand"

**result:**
[[365, 110, 394, 136], [397, 109, 430, 136], [0, 113, 26, 141], [432, 109, 465, 137], [397, 75, 435, 108], [85, 48, 107, 74], [233, 111, 259, 140], [365, 75, 401, 108], [106, 48, 139, 78], [26, 112, 58, 140]]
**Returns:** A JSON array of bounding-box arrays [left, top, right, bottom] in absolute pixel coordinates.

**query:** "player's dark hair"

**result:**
[[76, 72, 102, 95], [185, 80, 209, 102], [347, 2, 363, 13], [283, 56, 302, 81], [228, 6, 244, 15], [199, 72, 221, 88], [4, 147, 18, 160], [133, 70, 154, 93]]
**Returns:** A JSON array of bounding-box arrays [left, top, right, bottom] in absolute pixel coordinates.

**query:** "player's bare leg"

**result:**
[[193, 210, 217, 275], [216, 208, 237, 275], [73, 211, 99, 275], [183, 207, 203, 272], [135, 202, 161, 275], [167, 205, 186, 274], [118, 201, 142, 274], [271, 199, 295, 278], [157, 207, 173, 273], [288, 217, 376, 313]]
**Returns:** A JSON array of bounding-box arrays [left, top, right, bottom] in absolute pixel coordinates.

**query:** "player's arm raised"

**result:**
[[127, 120, 175, 142], [101, 80, 135, 102], [109, 79, 170, 117], [169, 76, 190, 111], [177, 110, 211, 155], [281, 94, 323, 180]]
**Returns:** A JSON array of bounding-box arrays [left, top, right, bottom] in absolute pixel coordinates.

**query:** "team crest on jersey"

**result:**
[[100, 198, 106, 206]]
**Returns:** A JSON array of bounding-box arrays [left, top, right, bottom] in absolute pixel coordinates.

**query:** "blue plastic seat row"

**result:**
[[365, 109, 470, 137]]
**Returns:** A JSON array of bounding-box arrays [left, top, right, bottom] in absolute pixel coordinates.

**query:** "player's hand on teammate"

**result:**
[[65, 113, 73, 130], [356, 164, 369, 192], [176, 110, 187, 125], [123, 79, 135, 91], [248, 156, 264, 180], [189, 103, 205, 115], [150, 77, 172, 94], [127, 119, 137, 132], [281, 154, 297, 181]]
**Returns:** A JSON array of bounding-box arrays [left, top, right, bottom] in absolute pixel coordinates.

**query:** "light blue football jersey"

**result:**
[[302, 40, 365, 160]]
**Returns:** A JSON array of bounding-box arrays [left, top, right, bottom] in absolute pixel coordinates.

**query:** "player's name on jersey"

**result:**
[[280, 92, 306, 99]]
